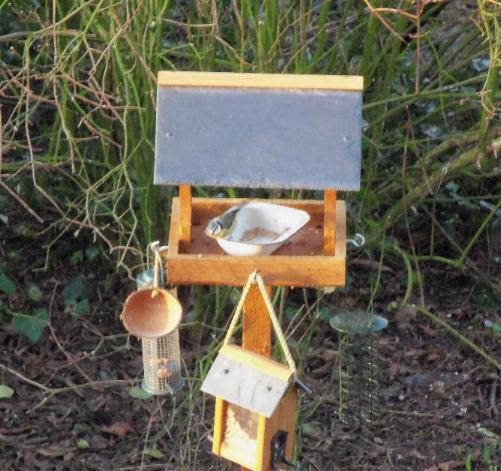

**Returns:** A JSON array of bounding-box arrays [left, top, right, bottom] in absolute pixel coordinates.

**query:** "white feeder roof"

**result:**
[[201, 344, 293, 418]]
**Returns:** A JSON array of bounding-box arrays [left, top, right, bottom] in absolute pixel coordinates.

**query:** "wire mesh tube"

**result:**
[[331, 310, 387, 428], [338, 331, 380, 427], [142, 328, 184, 395]]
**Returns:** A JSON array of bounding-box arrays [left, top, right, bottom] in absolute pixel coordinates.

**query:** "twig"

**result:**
[[362, 0, 407, 42], [0, 105, 2, 178], [402, 109, 425, 306], [47, 284, 99, 388], [381, 408, 442, 419], [374, 137, 501, 243], [489, 380, 498, 417], [0, 180, 44, 224], [411, 305, 501, 371], [0, 364, 50, 392], [0, 362, 138, 412]]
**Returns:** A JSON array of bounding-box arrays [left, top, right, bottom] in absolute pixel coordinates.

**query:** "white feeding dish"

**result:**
[[215, 202, 310, 256]]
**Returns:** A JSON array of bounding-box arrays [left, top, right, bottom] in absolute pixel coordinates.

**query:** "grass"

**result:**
[[1, 0, 500, 468], [1, 2, 498, 269]]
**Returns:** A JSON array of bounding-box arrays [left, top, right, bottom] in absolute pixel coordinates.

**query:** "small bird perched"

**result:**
[[205, 203, 246, 239]]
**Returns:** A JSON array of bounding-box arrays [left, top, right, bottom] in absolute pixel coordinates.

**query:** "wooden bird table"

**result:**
[[154, 71, 363, 470]]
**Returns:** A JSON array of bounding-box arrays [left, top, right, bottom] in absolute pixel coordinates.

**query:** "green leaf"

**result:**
[[73, 422, 92, 434], [65, 298, 90, 317], [77, 439, 90, 450], [26, 283, 43, 302], [129, 386, 152, 399], [318, 307, 332, 322], [70, 250, 83, 265], [0, 271, 16, 296], [85, 246, 99, 260], [301, 422, 321, 439], [484, 320, 501, 335], [12, 308, 49, 343], [473, 287, 499, 313], [445, 181, 460, 195], [476, 426, 499, 440], [0, 385, 15, 399], [62, 275, 93, 302], [145, 448, 165, 459]]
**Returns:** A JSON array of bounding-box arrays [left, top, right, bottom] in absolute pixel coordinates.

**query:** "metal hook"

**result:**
[[148, 241, 169, 257], [347, 233, 365, 248]]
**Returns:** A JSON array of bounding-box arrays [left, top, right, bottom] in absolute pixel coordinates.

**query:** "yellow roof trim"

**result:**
[[158, 71, 363, 92]]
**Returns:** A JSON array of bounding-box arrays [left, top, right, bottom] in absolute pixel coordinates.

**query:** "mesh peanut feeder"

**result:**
[[121, 250, 184, 395], [330, 310, 387, 428]]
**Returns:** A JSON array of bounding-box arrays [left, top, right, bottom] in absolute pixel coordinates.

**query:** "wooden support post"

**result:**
[[323, 190, 337, 256], [241, 283, 272, 470], [243, 284, 272, 357], [179, 184, 192, 248]]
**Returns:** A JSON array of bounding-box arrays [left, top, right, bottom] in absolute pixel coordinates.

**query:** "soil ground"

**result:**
[[1, 212, 500, 471]]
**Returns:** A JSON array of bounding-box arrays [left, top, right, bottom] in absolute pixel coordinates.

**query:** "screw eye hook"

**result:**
[[347, 233, 365, 248]]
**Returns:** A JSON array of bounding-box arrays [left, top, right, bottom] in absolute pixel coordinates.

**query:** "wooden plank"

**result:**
[[167, 254, 345, 287], [336, 200, 347, 258], [256, 414, 273, 471], [324, 190, 337, 256], [255, 388, 297, 471], [167, 198, 180, 257], [179, 184, 192, 247], [158, 71, 364, 92], [278, 389, 297, 464], [243, 284, 272, 357], [212, 397, 227, 455]]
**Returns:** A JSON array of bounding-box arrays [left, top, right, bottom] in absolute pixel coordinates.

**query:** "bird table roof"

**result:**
[[154, 71, 363, 191]]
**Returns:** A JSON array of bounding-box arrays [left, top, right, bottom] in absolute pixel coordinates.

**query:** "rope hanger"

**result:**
[[224, 271, 297, 376]]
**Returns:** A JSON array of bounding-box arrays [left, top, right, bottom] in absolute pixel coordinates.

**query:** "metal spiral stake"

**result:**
[[330, 310, 387, 428]]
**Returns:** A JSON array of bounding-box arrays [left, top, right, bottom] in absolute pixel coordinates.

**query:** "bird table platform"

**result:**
[[154, 71, 363, 471], [155, 71, 363, 289]]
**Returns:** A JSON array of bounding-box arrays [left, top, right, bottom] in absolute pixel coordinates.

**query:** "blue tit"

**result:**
[[205, 203, 247, 239]]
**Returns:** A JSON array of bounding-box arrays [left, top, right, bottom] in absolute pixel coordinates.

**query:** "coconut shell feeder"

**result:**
[[121, 249, 184, 394]]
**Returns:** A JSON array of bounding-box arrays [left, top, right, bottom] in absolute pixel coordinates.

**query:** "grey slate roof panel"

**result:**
[[201, 352, 290, 418], [154, 86, 362, 190]]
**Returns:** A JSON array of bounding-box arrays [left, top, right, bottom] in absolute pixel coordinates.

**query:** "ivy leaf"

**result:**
[[317, 307, 332, 322], [62, 275, 93, 302], [146, 448, 165, 459], [129, 386, 152, 399], [64, 298, 90, 317], [85, 246, 99, 260], [26, 283, 43, 302], [76, 439, 90, 450], [70, 250, 83, 265], [0, 385, 15, 399], [12, 308, 49, 343], [0, 271, 16, 296]]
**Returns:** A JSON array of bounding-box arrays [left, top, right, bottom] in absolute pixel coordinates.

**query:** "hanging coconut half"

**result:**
[[120, 288, 182, 339]]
